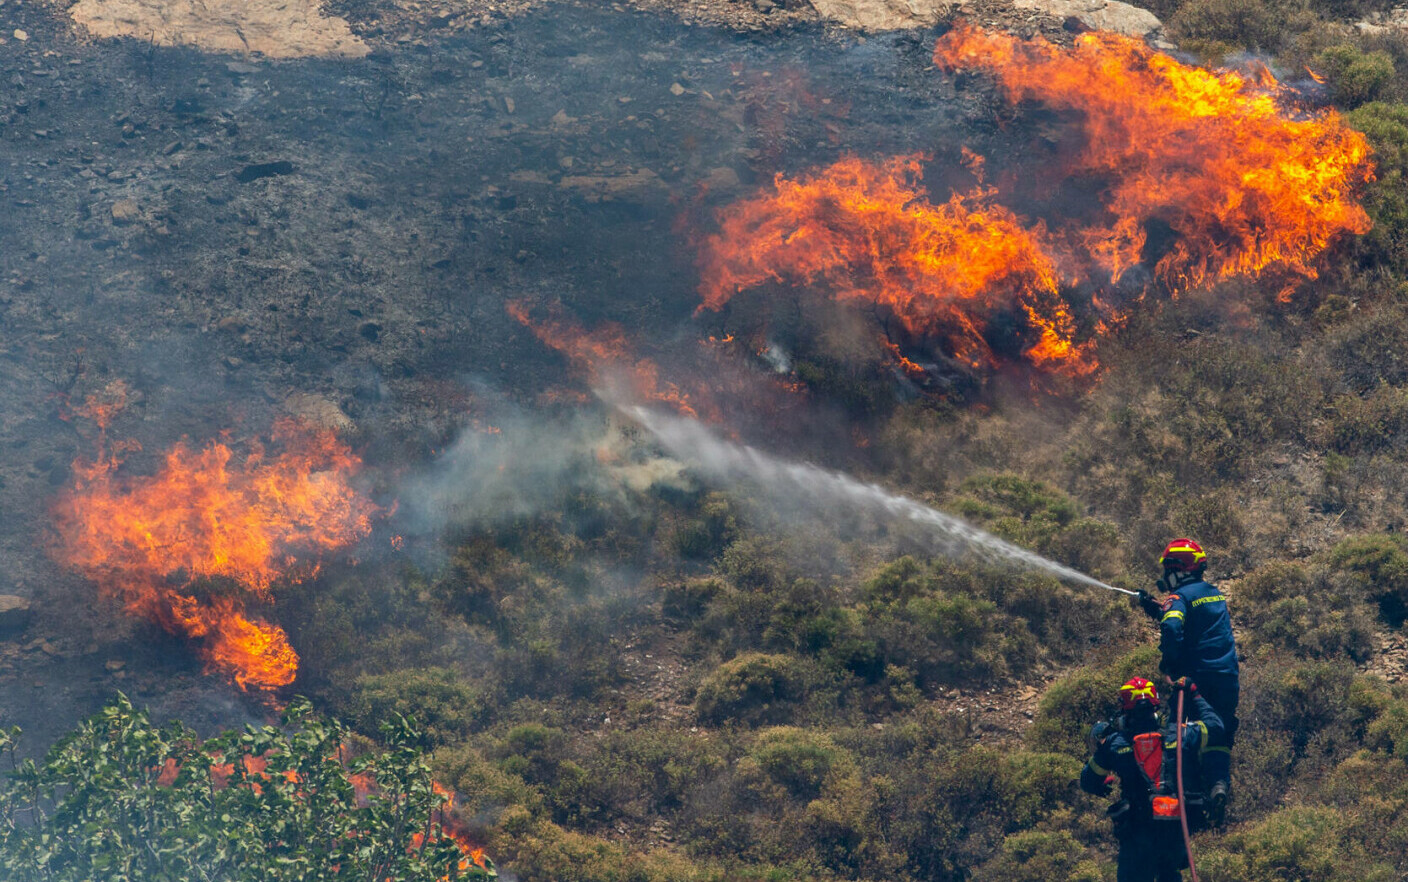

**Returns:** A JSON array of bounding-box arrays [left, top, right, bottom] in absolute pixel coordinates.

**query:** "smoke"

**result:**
[[393, 397, 687, 543], [623, 404, 1132, 595]]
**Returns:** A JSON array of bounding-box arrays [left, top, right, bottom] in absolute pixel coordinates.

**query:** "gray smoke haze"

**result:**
[[624, 405, 1133, 595], [394, 398, 687, 541]]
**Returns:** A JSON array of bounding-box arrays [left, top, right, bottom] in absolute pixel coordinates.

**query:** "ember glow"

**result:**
[[696, 155, 1096, 376], [933, 24, 1375, 291], [52, 419, 376, 691]]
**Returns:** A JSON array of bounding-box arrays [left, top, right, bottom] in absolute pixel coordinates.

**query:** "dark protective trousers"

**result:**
[[1116, 823, 1185, 882], [1193, 671, 1239, 787]]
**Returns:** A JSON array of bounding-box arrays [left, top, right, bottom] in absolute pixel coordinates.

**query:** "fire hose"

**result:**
[[1175, 688, 1200, 882]]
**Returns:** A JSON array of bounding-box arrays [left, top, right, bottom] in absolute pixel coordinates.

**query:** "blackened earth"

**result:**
[[0, 1, 1004, 747]]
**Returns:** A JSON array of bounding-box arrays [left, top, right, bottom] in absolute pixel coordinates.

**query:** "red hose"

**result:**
[[1175, 689, 1200, 882]]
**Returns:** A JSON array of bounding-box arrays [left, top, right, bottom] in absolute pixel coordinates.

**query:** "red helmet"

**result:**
[[1159, 538, 1207, 574], [1119, 677, 1159, 711]]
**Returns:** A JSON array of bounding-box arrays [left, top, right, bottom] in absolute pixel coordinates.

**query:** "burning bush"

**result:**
[[51, 419, 377, 691], [695, 155, 1096, 378], [934, 25, 1374, 293]]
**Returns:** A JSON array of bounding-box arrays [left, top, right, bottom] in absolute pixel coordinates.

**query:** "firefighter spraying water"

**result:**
[[624, 407, 1242, 879], [1136, 539, 1240, 824]]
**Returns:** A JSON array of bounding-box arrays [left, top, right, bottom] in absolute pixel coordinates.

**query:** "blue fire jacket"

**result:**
[[1159, 579, 1238, 678], [1079, 694, 1225, 816]]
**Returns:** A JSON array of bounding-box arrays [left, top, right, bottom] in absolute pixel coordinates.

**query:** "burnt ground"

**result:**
[[0, 2, 994, 749]]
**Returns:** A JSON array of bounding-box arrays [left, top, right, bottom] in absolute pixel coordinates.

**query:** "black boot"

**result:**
[[1207, 780, 1229, 827]]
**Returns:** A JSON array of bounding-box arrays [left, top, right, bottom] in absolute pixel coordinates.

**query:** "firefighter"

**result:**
[[1136, 538, 1238, 823], [1080, 677, 1225, 882]]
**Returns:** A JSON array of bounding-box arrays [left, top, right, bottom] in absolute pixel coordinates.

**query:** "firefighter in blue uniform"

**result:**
[[1137, 538, 1238, 823], [1080, 677, 1225, 882]]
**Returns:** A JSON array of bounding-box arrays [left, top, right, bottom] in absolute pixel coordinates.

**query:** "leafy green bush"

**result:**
[[343, 667, 490, 746], [1316, 45, 1396, 108], [1345, 104, 1408, 271], [970, 830, 1101, 882], [670, 492, 738, 560], [695, 653, 812, 725], [1197, 805, 1395, 882], [749, 727, 854, 800], [1235, 562, 1376, 660], [1027, 645, 1161, 757], [0, 695, 494, 882], [1329, 533, 1408, 624], [950, 474, 1124, 577]]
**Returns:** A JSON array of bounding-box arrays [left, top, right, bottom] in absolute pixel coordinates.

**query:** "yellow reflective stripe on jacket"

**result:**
[[1190, 594, 1226, 607], [1203, 745, 1230, 755], [1088, 758, 1109, 776], [1161, 610, 1185, 623]]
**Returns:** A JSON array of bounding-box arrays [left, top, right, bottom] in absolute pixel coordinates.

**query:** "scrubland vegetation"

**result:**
[[17, 5, 1408, 880]]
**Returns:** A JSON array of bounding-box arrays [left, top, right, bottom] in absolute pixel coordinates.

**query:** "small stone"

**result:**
[[503, 96, 515, 113], [558, 155, 574, 169], [110, 199, 140, 224], [162, 140, 182, 155], [12, 29, 27, 41], [105, 659, 125, 672], [670, 82, 685, 96]]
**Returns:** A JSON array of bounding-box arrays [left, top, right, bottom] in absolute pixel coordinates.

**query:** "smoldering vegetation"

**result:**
[[9, 0, 1408, 879]]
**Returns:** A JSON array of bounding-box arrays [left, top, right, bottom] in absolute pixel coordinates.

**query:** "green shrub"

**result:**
[[662, 578, 725, 624], [1345, 104, 1408, 271], [1027, 645, 1161, 757], [344, 667, 489, 746], [1329, 532, 1408, 624], [0, 695, 495, 882], [860, 557, 1042, 687], [695, 653, 811, 725], [950, 474, 1124, 576], [1235, 562, 1376, 660], [671, 493, 738, 560], [1197, 805, 1395, 882], [749, 727, 854, 800], [574, 729, 728, 820], [1316, 45, 1396, 108], [970, 830, 1101, 882]]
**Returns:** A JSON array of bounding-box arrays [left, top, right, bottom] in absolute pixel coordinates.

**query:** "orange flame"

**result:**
[[933, 25, 1374, 290], [507, 300, 709, 416], [52, 418, 376, 691], [695, 155, 1094, 376]]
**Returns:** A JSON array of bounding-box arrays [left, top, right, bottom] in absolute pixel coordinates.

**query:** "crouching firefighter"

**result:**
[[1080, 677, 1225, 882], [1137, 538, 1238, 823]]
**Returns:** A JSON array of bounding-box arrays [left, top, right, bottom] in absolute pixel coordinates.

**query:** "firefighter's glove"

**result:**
[[1171, 677, 1198, 697], [1137, 589, 1163, 621], [1092, 775, 1114, 798]]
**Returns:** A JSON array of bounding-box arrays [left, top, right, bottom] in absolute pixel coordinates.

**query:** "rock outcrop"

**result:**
[[809, 0, 1162, 35], [69, 0, 368, 58]]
